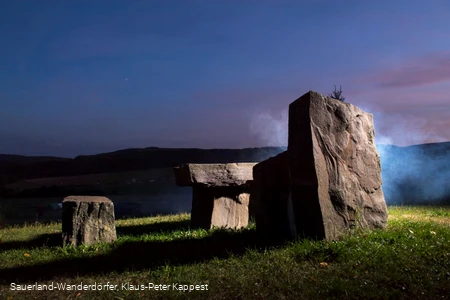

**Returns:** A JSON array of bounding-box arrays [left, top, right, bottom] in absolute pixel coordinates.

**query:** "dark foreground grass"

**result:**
[[0, 207, 449, 300]]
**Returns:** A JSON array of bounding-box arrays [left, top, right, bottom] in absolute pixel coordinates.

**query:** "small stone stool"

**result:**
[[62, 196, 117, 246]]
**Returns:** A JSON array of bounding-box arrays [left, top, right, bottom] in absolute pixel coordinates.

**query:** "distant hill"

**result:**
[[1, 142, 449, 204], [0, 147, 285, 185], [0, 154, 69, 166]]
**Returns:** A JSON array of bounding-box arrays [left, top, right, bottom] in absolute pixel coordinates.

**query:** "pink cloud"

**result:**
[[365, 52, 450, 88], [188, 81, 450, 148], [345, 81, 450, 147], [355, 87, 449, 113], [372, 110, 450, 147]]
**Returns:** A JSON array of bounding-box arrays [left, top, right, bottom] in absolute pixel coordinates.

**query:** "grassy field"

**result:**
[[0, 206, 449, 299]]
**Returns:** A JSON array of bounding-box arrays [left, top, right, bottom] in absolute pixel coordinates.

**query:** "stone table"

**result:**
[[173, 163, 257, 229]]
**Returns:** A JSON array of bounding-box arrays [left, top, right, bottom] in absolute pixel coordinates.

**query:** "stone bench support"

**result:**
[[251, 151, 292, 238]]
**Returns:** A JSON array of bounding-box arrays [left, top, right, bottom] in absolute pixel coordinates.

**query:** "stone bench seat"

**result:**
[[173, 163, 257, 229]]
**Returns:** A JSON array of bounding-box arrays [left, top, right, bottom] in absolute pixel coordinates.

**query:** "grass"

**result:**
[[0, 207, 449, 300]]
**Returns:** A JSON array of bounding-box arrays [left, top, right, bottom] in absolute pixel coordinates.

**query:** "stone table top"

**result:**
[[173, 162, 257, 187], [63, 196, 112, 203]]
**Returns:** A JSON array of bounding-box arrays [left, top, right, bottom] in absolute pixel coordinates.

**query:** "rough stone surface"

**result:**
[[189, 186, 251, 229], [251, 151, 293, 237], [288, 91, 388, 240], [174, 163, 256, 229], [62, 196, 117, 246], [211, 190, 250, 229], [174, 163, 256, 187]]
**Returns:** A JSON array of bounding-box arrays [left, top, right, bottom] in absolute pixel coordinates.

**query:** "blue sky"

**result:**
[[1, 0, 449, 157]]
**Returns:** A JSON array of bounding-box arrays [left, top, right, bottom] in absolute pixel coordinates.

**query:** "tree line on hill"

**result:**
[[0, 147, 285, 186]]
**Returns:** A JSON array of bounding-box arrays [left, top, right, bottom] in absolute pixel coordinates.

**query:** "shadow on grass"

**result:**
[[0, 233, 62, 251], [116, 219, 191, 236], [0, 220, 192, 252], [0, 229, 286, 283]]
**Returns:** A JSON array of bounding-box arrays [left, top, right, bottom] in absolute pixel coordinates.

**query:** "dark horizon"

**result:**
[[2, 140, 450, 160]]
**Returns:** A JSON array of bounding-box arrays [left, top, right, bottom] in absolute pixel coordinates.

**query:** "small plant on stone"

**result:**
[[328, 85, 346, 102]]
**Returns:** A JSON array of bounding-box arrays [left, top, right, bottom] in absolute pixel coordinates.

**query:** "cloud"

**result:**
[[366, 52, 450, 88], [187, 86, 303, 148], [372, 111, 450, 146], [351, 84, 450, 111], [345, 80, 450, 147], [249, 109, 288, 147], [189, 78, 450, 149]]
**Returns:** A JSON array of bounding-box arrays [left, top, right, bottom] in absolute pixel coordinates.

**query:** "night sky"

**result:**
[[1, 0, 449, 157]]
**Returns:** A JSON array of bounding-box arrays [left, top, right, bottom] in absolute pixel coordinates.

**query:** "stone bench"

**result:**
[[62, 196, 117, 246], [173, 163, 257, 229]]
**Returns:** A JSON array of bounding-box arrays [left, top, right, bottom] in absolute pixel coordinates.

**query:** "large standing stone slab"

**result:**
[[288, 91, 388, 240], [62, 196, 117, 246], [173, 163, 256, 229]]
